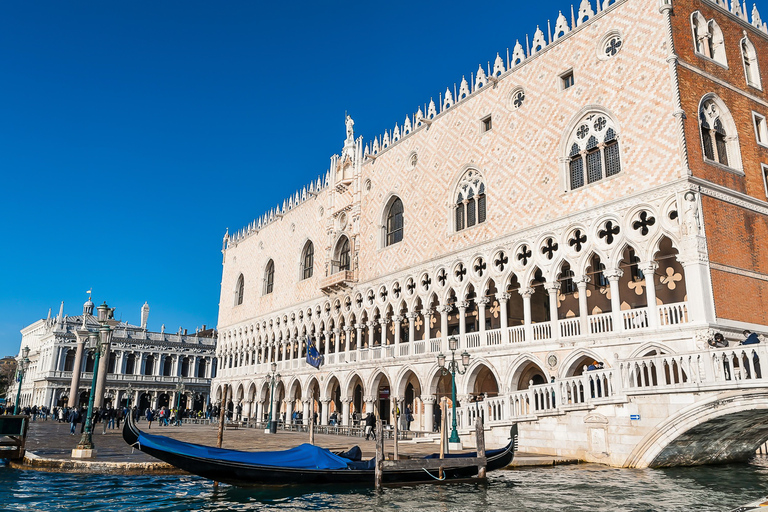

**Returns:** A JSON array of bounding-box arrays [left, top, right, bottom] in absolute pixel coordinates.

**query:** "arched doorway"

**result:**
[[158, 393, 170, 408], [138, 393, 151, 412], [512, 361, 548, 390], [372, 373, 391, 424]]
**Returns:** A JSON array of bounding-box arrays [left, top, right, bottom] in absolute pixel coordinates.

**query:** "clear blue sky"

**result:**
[[0, 0, 551, 356]]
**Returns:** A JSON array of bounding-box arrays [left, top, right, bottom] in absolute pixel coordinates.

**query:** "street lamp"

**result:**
[[13, 346, 30, 414], [436, 335, 470, 446], [265, 362, 281, 434], [74, 305, 113, 456], [175, 379, 185, 426]]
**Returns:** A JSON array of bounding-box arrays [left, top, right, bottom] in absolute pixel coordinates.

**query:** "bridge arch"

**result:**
[[625, 390, 768, 468]]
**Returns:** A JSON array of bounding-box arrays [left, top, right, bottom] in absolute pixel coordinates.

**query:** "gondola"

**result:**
[[122, 413, 516, 487]]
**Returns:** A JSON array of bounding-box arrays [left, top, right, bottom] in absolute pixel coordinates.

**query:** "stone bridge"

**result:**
[[457, 344, 768, 468]]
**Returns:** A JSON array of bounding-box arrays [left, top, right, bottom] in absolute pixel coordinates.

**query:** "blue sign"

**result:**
[[630, 414, 641, 420]]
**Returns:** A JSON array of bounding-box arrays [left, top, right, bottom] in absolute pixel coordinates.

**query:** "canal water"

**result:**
[[2, 457, 767, 511]]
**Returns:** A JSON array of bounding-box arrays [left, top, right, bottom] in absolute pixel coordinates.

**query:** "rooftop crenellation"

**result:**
[[227, 0, 766, 247]]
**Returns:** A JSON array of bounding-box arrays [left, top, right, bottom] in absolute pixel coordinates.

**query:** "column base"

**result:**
[[71, 448, 96, 459]]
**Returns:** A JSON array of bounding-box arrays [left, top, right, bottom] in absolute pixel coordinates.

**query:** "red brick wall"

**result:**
[[701, 195, 768, 324], [671, 0, 768, 324], [672, 0, 768, 196]]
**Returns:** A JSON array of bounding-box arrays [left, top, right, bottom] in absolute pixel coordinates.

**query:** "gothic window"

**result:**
[[699, 96, 741, 171], [742, 37, 762, 89], [301, 241, 314, 280], [566, 112, 621, 190], [590, 254, 609, 287], [559, 263, 576, 294], [235, 274, 244, 306], [264, 260, 274, 295], [63, 349, 75, 371], [691, 13, 727, 66], [334, 236, 351, 273], [385, 197, 404, 246], [454, 169, 486, 232]]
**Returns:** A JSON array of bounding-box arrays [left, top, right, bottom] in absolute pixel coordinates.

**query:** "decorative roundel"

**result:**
[[548, 354, 558, 368], [597, 220, 621, 246], [493, 250, 509, 273], [405, 278, 416, 296], [378, 286, 388, 303], [436, 268, 448, 288], [472, 257, 487, 278], [420, 273, 432, 292], [567, 228, 588, 254], [540, 237, 559, 261], [516, 244, 533, 267], [598, 30, 623, 60], [510, 87, 526, 110], [631, 210, 657, 237], [453, 262, 468, 283]]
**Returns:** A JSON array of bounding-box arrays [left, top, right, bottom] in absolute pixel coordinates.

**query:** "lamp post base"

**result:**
[[71, 448, 97, 459], [448, 441, 463, 451]]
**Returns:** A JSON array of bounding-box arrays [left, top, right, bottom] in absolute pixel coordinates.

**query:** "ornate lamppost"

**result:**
[[73, 302, 114, 458], [436, 335, 470, 447], [264, 362, 281, 434], [174, 379, 185, 426], [13, 346, 30, 414]]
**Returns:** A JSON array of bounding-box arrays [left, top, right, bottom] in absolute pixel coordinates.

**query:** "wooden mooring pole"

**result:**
[[375, 418, 384, 490], [393, 397, 399, 461], [309, 400, 315, 445], [475, 416, 486, 479]]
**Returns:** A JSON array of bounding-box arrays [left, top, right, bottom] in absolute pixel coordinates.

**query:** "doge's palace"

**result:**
[[213, 0, 768, 467]]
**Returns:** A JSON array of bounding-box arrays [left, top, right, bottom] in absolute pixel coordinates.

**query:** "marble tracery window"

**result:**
[[567, 113, 621, 190], [455, 169, 486, 232]]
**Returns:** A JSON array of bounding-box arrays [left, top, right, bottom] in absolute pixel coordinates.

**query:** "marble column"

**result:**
[[341, 398, 351, 427], [367, 322, 375, 348], [478, 297, 490, 333], [605, 269, 624, 332], [457, 302, 468, 346], [407, 312, 416, 344], [545, 282, 561, 339], [521, 287, 533, 341], [393, 315, 402, 355], [640, 262, 659, 329], [576, 276, 590, 335], [68, 331, 90, 408], [93, 338, 112, 409], [422, 395, 435, 433], [423, 309, 432, 340]]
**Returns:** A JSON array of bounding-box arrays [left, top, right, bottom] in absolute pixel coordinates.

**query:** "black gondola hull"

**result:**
[[123, 413, 515, 487]]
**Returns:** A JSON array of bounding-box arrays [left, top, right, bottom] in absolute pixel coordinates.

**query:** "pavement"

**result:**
[[12, 418, 578, 473]]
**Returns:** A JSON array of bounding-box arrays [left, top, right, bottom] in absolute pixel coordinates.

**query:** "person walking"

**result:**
[[146, 408, 154, 429], [364, 412, 376, 441], [68, 408, 79, 435]]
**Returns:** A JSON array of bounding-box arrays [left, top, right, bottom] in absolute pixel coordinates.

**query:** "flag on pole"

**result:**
[[305, 335, 324, 369]]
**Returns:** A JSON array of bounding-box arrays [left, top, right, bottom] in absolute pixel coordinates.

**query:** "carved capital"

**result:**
[[477, 297, 491, 306], [544, 282, 561, 293], [456, 301, 469, 310], [498, 292, 512, 302], [604, 269, 624, 281], [420, 395, 436, 405]]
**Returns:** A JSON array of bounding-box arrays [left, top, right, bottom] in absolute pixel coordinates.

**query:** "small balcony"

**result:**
[[320, 270, 355, 294]]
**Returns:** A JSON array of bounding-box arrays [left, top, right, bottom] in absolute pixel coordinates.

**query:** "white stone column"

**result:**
[[283, 399, 292, 425], [364, 395, 376, 416], [68, 332, 89, 408], [440, 306, 450, 344], [422, 396, 435, 433], [423, 309, 432, 340], [457, 301, 468, 346], [367, 322, 375, 348], [519, 287, 533, 342], [545, 282, 561, 339], [393, 315, 402, 355], [341, 398, 351, 426], [302, 399, 311, 424], [606, 269, 624, 332], [379, 319, 387, 347], [344, 327, 353, 354], [407, 312, 416, 343], [640, 262, 659, 329], [355, 324, 362, 352], [576, 276, 590, 335], [478, 298, 490, 333], [319, 399, 330, 425]]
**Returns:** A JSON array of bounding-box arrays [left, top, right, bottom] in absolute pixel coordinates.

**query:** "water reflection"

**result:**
[[2, 458, 767, 511]]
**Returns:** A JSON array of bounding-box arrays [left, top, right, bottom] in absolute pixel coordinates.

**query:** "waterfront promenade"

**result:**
[[14, 419, 572, 473]]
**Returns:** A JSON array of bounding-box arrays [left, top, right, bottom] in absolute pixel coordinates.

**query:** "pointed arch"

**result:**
[[562, 108, 622, 191], [332, 235, 351, 274], [263, 259, 275, 295], [381, 195, 404, 247], [300, 240, 314, 280], [234, 274, 245, 306], [741, 35, 761, 89], [453, 168, 486, 232], [699, 94, 742, 171]]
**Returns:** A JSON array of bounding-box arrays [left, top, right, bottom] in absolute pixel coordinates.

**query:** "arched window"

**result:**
[[264, 260, 274, 295], [707, 20, 727, 66], [454, 169, 486, 232], [235, 274, 244, 306], [691, 12, 727, 66], [691, 12, 709, 56], [699, 96, 741, 171], [301, 241, 314, 280], [741, 36, 761, 89], [385, 197, 404, 246], [333, 236, 351, 273], [566, 112, 621, 190]]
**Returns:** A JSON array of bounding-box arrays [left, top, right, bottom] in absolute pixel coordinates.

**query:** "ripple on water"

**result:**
[[2, 458, 768, 512]]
